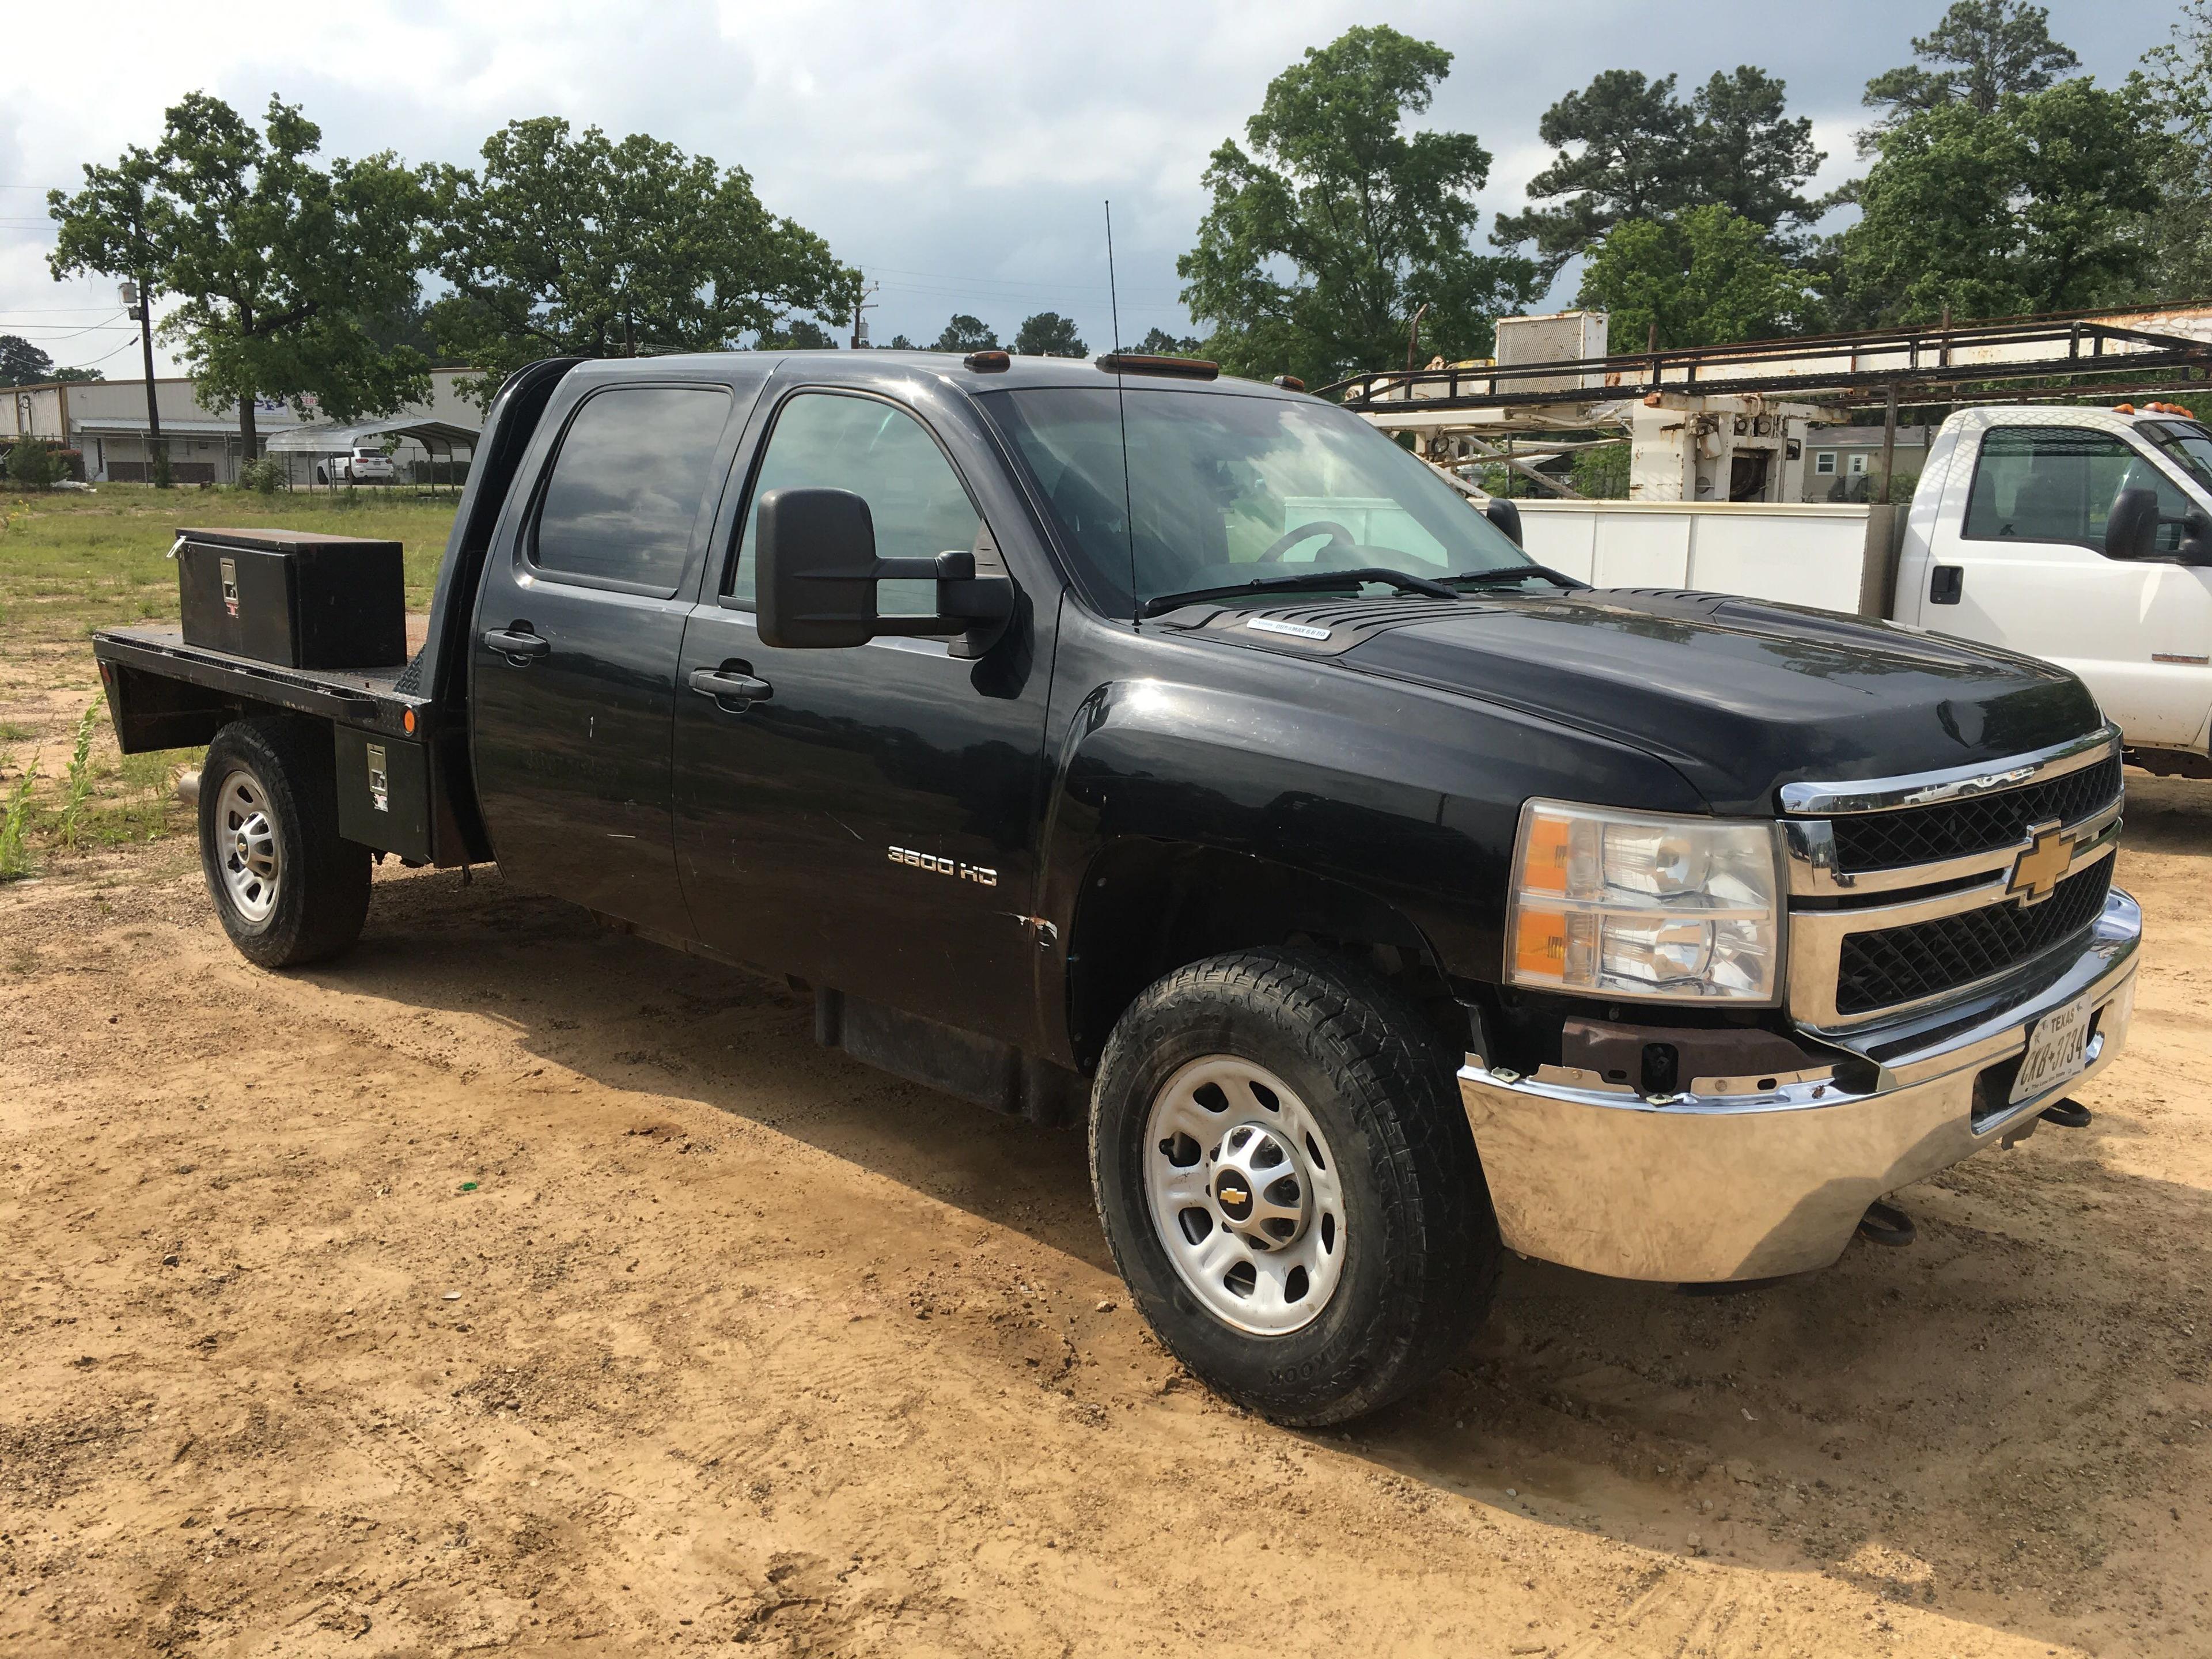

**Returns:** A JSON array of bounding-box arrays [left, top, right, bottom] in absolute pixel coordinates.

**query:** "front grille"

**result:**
[[1831, 755, 2122, 873], [1834, 858, 2113, 1016]]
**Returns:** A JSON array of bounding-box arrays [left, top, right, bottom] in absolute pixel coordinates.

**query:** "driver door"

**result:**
[[1926, 423, 2212, 746], [672, 385, 1055, 1048]]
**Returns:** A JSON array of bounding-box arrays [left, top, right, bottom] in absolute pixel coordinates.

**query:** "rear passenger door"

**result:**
[[471, 381, 740, 934]]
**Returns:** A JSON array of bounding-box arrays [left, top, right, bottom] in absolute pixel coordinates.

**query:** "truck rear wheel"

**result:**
[[198, 718, 370, 968], [1090, 948, 1499, 1426]]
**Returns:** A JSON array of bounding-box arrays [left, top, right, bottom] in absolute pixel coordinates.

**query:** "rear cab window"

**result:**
[[532, 385, 734, 597]]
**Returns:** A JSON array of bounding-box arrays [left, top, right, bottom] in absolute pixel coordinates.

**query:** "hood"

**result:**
[[1173, 589, 2103, 816]]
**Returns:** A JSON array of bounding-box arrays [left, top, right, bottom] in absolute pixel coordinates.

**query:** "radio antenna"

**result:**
[[1106, 199, 1137, 621]]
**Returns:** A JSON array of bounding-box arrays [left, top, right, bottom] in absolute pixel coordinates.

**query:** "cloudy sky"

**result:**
[[0, 0, 2188, 380]]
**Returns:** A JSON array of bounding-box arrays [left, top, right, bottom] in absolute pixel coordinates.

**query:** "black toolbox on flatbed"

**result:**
[[176, 527, 406, 669]]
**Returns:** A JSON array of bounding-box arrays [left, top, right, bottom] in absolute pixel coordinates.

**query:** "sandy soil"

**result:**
[[2, 778, 2210, 1657]]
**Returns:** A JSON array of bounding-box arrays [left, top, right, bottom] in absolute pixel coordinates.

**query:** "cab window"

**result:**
[[533, 386, 733, 596], [729, 392, 982, 616], [1963, 426, 2188, 554]]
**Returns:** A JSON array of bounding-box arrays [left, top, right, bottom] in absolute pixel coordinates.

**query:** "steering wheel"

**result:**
[[1256, 520, 1355, 564]]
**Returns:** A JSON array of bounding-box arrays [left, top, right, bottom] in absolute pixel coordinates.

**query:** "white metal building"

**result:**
[[2, 369, 482, 485]]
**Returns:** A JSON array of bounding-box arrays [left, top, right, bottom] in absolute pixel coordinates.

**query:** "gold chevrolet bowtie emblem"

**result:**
[[2006, 818, 2073, 906]]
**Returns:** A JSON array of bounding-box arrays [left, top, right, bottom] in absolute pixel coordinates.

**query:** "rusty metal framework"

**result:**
[[1319, 315, 2212, 414]]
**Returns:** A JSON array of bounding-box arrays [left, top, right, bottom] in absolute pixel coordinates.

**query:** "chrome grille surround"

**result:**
[[1781, 725, 2124, 1031]]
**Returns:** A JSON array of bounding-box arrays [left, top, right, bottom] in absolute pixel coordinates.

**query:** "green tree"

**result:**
[[51, 94, 430, 459], [1013, 312, 1086, 356], [2143, 0, 2212, 297], [1580, 204, 1821, 350], [1494, 70, 1691, 278], [1132, 327, 1205, 355], [1180, 25, 1536, 387], [1497, 67, 1821, 279], [1839, 79, 2158, 323], [930, 314, 999, 352], [4, 437, 66, 489], [428, 118, 857, 399], [757, 317, 839, 350], [1, 335, 58, 385], [1862, 0, 2079, 138], [1688, 69, 1823, 232]]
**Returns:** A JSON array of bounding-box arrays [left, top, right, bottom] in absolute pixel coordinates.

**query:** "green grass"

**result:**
[[0, 482, 457, 878], [0, 482, 454, 645]]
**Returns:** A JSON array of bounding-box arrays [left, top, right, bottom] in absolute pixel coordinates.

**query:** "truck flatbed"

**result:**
[[94, 621, 435, 744]]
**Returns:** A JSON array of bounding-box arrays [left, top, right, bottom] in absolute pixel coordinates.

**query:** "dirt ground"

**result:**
[[2, 776, 2209, 1657]]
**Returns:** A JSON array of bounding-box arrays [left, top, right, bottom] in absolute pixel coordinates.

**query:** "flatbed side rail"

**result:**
[[93, 627, 427, 743]]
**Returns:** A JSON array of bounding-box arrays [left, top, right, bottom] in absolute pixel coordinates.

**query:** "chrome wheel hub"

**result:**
[[1142, 1056, 1346, 1336], [214, 769, 280, 924]]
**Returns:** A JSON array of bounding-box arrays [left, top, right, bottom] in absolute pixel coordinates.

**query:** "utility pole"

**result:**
[[121, 278, 167, 488], [1877, 382, 1899, 506], [850, 280, 879, 350]]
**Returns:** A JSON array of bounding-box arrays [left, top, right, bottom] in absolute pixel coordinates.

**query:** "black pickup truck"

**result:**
[[93, 349, 2141, 1425]]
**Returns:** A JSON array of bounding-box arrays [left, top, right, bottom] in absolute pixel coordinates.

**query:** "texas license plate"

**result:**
[[2010, 993, 2092, 1105]]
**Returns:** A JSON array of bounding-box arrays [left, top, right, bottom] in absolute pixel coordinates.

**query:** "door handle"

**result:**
[[690, 665, 774, 710], [483, 626, 550, 663], [1930, 565, 1964, 605]]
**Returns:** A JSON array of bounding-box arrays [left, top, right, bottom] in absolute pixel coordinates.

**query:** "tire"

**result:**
[[1090, 947, 1501, 1426], [315, 464, 329, 484], [198, 718, 370, 968]]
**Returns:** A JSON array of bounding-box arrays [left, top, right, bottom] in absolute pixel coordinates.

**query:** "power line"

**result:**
[[0, 322, 134, 340]]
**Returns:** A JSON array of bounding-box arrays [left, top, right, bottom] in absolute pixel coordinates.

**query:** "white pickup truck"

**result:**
[[1512, 404, 2212, 777]]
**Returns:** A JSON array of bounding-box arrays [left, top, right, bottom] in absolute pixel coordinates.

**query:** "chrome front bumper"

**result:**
[[1458, 889, 2141, 1283]]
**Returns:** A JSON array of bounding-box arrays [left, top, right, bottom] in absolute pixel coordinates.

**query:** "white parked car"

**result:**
[[317, 446, 398, 484]]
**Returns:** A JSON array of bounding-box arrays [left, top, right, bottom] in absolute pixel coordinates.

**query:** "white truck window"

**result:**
[[1963, 426, 2187, 554]]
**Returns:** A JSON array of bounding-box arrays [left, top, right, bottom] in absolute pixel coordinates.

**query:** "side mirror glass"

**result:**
[[755, 486, 1014, 654], [1484, 495, 1524, 548], [2104, 487, 2160, 560], [756, 487, 881, 649], [2181, 509, 2212, 566]]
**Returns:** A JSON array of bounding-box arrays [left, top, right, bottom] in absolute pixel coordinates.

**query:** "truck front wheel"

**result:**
[[1090, 948, 1500, 1425], [198, 718, 370, 968]]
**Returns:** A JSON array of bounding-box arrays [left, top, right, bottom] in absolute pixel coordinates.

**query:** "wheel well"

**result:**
[[1065, 839, 1469, 1070]]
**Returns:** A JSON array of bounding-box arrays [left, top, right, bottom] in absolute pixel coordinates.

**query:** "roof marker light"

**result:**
[[964, 350, 1010, 373], [1095, 353, 1219, 381]]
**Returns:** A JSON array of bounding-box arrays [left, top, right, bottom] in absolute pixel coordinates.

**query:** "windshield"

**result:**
[[979, 387, 1532, 615], [2142, 420, 2212, 492]]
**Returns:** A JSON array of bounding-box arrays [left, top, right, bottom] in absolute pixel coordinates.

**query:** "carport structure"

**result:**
[[264, 415, 480, 494]]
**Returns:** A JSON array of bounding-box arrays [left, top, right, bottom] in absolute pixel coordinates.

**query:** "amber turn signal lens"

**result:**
[[1513, 910, 1569, 979], [1517, 809, 1571, 894], [402, 707, 416, 734]]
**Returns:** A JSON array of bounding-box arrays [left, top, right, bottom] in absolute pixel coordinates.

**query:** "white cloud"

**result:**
[[0, 0, 2175, 380]]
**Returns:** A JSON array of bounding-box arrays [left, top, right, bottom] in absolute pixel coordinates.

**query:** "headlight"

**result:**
[[1506, 799, 1783, 1003]]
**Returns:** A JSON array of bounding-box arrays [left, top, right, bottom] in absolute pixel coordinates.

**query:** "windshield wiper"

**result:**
[[1440, 564, 1584, 591], [1139, 566, 1460, 619]]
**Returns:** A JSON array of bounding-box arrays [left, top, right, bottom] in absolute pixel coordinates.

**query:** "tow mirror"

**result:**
[[756, 487, 1013, 657], [2181, 508, 2212, 567], [2104, 488, 2160, 560], [1484, 496, 1524, 548]]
